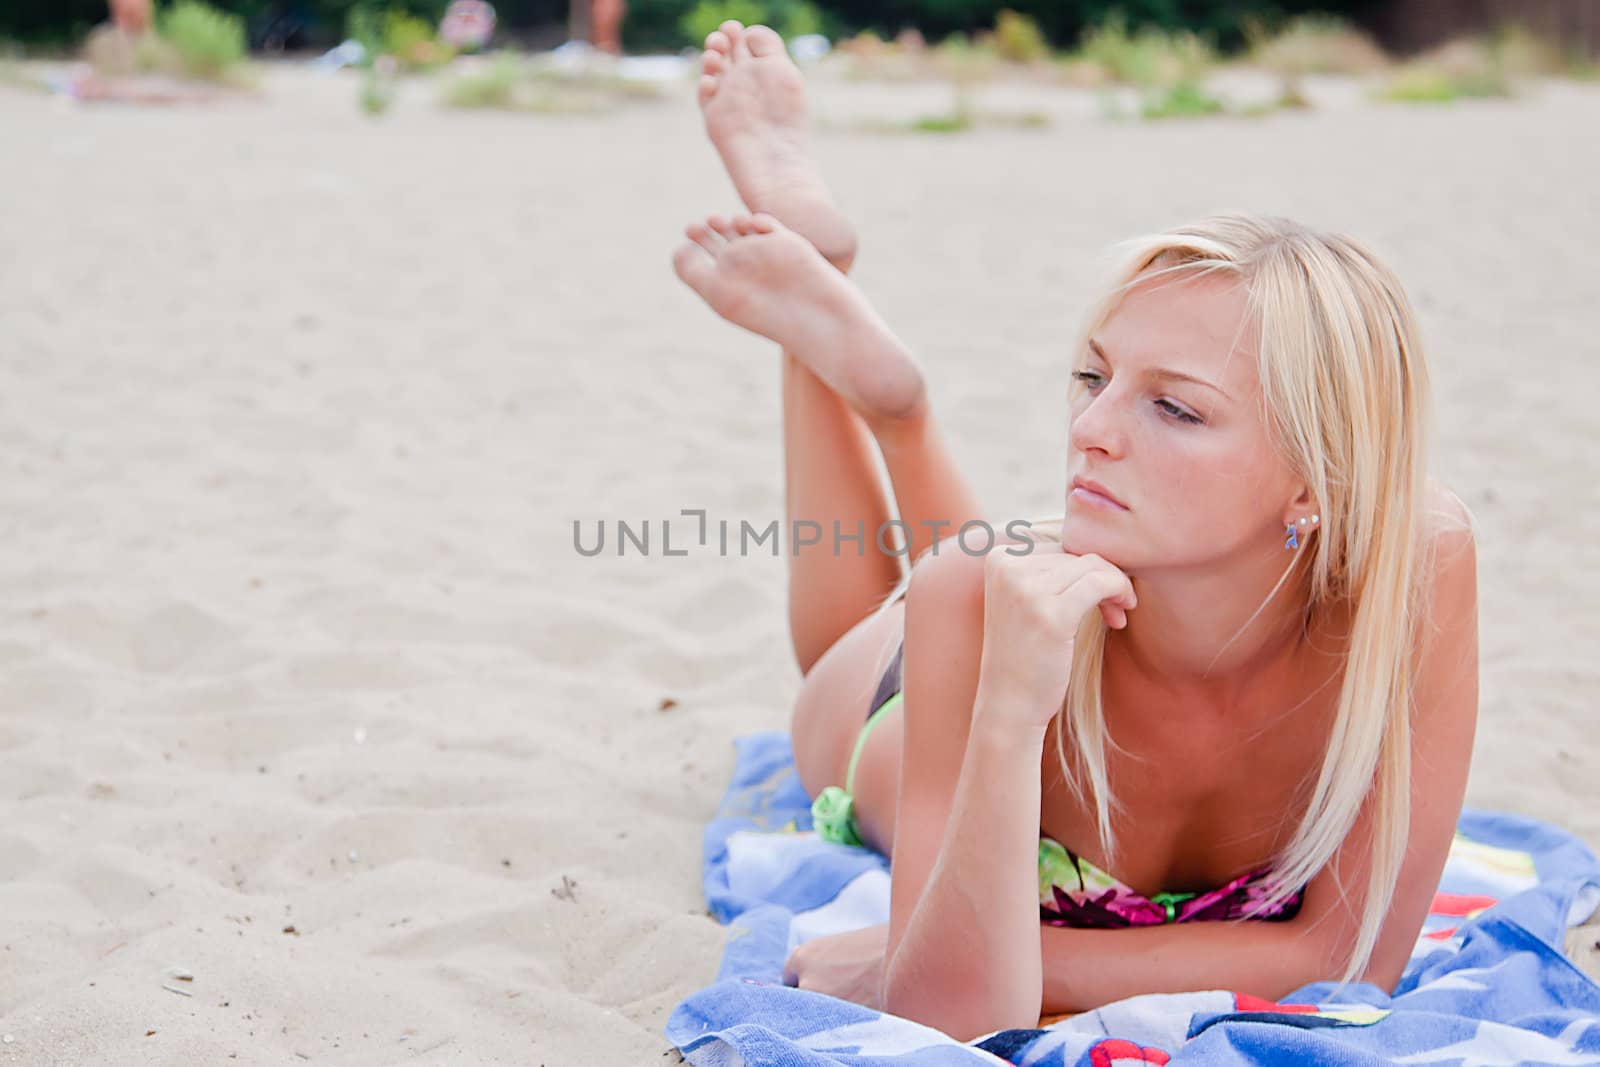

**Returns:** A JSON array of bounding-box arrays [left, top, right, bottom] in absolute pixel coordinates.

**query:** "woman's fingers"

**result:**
[[1012, 552, 1136, 611], [1061, 567, 1137, 617], [984, 549, 1137, 637]]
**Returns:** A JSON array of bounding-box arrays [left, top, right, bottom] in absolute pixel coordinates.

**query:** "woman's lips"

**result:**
[[1070, 487, 1127, 512], [1069, 478, 1129, 511]]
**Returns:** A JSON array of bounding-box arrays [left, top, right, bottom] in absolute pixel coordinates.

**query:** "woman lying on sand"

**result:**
[[675, 21, 1479, 1042]]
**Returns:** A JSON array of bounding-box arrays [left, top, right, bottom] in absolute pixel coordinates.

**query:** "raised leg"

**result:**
[[781, 354, 900, 674], [677, 212, 982, 675], [782, 342, 983, 677], [690, 24, 982, 673]]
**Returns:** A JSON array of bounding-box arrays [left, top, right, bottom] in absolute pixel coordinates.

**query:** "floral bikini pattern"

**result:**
[[1037, 836, 1305, 928]]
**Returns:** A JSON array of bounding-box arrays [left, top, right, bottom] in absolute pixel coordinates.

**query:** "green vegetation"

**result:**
[[677, 0, 827, 49], [77, 0, 253, 86], [992, 9, 1047, 64], [440, 53, 669, 114], [1070, 13, 1212, 87], [678, 0, 766, 47], [441, 49, 520, 107], [909, 111, 970, 132], [1060, 13, 1225, 120], [1242, 15, 1385, 113], [1140, 78, 1222, 118], [1246, 15, 1386, 77], [157, 0, 246, 79], [1377, 37, 1512, 103], [349, 5, 454, 70]]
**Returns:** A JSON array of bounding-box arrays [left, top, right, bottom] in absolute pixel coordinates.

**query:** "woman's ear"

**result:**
[[1282, 484, 1319, 528]]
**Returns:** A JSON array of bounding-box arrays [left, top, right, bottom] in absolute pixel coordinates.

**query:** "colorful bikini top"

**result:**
[[1037, 836, 1305, 928]]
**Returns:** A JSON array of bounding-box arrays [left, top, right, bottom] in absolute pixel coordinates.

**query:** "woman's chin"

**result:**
[[1059, 530, 1132, 568]]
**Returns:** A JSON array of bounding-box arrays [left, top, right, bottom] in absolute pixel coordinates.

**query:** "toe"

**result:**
[[707, 213, 737, 241], [703, 30, 730, 54], [750, 212, 779, 233], [672, 241, 719, 294], [687, 221, 724, 255], [732, 214, 757, 236], [701, 49, 726, 75], [696, 73, 717, 106], [744, 25, 784, 57], [719, 20, 743, 51]]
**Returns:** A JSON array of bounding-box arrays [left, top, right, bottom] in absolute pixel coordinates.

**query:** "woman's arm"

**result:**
[[884, 715, 1050, 1039], [876, 542, 1041, 1039], [1040, 916, 1321, 1013], [882, 544, 1136, 1041]]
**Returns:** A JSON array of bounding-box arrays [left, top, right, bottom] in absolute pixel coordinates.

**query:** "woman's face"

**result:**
[[1061, 269, 1306, 573]]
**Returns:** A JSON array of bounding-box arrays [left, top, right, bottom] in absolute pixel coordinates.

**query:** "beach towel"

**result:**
[[666, 731, 1600, 1066]]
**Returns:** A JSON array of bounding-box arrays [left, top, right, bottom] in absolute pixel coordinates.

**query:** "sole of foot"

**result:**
[[697, 21, 858, 274], [673, 211, 924, 422]]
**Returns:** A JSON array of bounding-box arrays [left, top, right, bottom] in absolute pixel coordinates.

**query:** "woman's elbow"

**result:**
[[882, 953, 1039, 1043]]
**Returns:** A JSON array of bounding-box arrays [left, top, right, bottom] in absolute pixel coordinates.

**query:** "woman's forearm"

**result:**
[[883, 712, 1048, 1041], [1040, 917, 1325, 1014]]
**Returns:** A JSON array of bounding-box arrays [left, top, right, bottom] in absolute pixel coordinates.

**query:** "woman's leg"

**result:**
[[691, 19, 985, 672], [782, 361, 982, 675]]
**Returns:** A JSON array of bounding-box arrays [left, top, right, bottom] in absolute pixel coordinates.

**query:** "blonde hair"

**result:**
[[878, 213, 1441, 987]]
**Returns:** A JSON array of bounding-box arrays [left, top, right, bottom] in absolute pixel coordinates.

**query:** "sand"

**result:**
[[0, 60, 1597, 1064]]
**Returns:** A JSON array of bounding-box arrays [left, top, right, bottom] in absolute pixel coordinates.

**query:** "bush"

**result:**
[[159, 0, 246, 80], [382, 10, 435, 59], [1075, 12, 1211, 87], [1378, 37, 1511, 103], [1247, 15, 1386, 77], [677, 0, 824, 48], [930, 30, 998, 82], [347, 5, 453, 70], [993, 9, 1047, 63], [678, 0, 766, 48], [775, 0, 824, 40]]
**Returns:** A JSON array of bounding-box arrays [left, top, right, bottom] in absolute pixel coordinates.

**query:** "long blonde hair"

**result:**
[[879, 214, 1441, 986]]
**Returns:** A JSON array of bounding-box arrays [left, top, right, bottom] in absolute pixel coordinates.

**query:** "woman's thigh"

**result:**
[[790, 598, 907, 851]]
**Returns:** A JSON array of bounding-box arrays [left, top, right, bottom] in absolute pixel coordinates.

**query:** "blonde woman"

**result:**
[[680, 22, 1479, 1043]]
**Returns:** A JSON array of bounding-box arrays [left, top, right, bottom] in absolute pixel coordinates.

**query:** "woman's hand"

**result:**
[[781, 924, 890, 1008], [975, 548, 1135, 732]]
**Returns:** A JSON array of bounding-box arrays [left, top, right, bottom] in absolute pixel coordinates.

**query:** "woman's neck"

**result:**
[[1111, 555, 1317, 708]]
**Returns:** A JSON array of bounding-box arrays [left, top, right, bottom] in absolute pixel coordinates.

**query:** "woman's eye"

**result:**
[[1156, 399, 1203, 425], [1071, 370, 1104, 389]]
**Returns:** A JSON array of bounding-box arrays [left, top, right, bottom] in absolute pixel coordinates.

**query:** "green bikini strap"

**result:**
[[845, 691, 903, 796]]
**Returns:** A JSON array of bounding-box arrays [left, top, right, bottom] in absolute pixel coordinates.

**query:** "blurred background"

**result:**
[[2, 0, 1598, 1063], [2, 0, 1598, 110]]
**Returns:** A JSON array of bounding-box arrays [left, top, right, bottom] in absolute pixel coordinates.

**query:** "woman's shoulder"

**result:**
[[1423, 481, 1475, 539], [1412, 482, 1478, 705], [1421, 481, 1477, 576]]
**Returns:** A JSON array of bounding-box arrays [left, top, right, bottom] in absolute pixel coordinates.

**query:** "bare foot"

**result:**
[[673, 211, 923, 421], [698, 22, 858, 274]]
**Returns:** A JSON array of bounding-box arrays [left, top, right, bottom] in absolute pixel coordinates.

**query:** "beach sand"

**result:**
[[0, 62, 1597, 1062]]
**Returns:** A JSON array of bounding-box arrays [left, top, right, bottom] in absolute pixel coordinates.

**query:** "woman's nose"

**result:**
[[1069, 390, 1128, 459]]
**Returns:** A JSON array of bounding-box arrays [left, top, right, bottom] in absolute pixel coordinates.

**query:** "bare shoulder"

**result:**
[[1422, 482, 1476, 563], [1414, 482, 1478, 715]]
